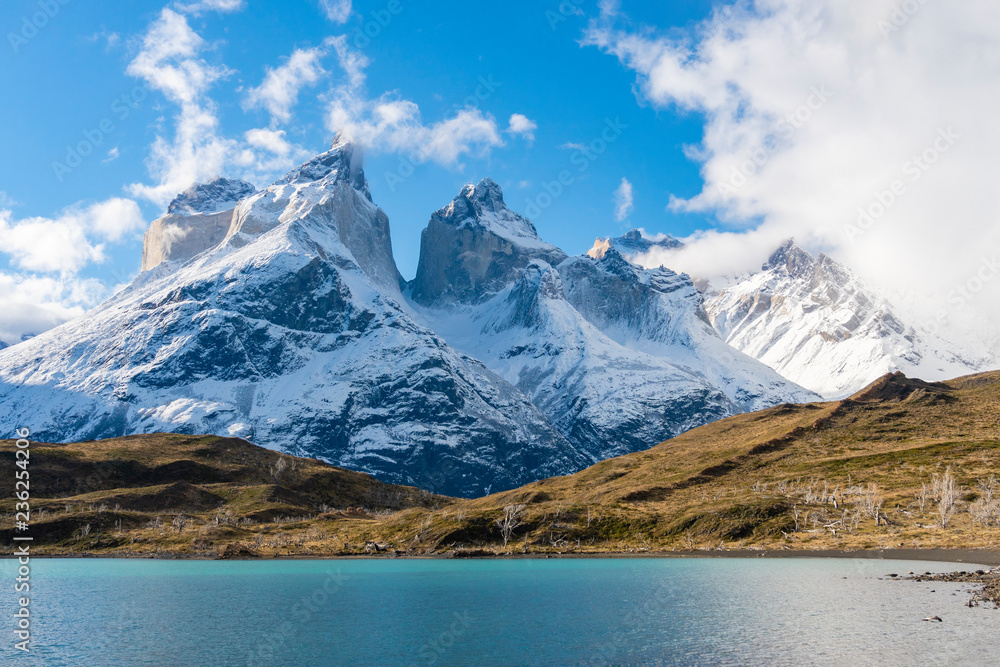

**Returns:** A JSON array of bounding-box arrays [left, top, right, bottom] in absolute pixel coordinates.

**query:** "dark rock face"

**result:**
[[410, 178, 566, 306], [763, 238, 816, 278], [560, 248, 712, 346]]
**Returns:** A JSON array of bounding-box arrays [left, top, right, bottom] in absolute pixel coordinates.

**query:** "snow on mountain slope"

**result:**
[[168, 177, 258, 216], [0, 138, 587, 497], [408, 186, 818, 460], [704, 240, 985, 398], [417, 262, 725, 460], [558, 249, 814, 412]]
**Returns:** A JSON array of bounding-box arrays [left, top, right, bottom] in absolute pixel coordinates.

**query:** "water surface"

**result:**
[[0, 557, 994, 666]]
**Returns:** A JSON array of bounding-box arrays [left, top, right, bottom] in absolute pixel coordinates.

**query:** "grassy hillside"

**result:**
[[3, 371, 1000, 557], [0, 434, 444, 557]]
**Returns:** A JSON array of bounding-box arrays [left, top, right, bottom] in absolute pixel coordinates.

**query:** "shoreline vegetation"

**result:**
[[13, 547, 1000, 565], [3, 371, 999, 605]]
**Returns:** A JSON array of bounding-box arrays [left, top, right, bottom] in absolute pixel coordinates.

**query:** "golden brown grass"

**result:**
[[3, 371, 999, 558]]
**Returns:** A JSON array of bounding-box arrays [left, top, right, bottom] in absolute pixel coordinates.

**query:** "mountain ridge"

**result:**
[[407, 184, 818, 460], [8, 370, 999, 559], [704, 239, 987, 398], [0, 139, 588, 497]]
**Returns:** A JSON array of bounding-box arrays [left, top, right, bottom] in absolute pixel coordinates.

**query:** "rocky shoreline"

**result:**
[[898, 568, 1000, 609]]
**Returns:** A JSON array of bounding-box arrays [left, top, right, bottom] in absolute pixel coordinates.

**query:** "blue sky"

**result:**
[[3, 0, 1000, 347], [0, 0, 715, 304]]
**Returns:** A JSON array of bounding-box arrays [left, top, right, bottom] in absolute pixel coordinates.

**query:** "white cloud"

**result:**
[[319, 0, 353, 24], [237, 128, 314, 176], [244, 128, 294, 156], [176, 0, 245, 14], [634, 228, 782, 282], [103, 147, 120, 163], [325, 40, 508, 167], [126, 9, 236, 206], [127, 10, 315, 206], [328, 35, 367, 90], [0, 199, 145, 275], [598, 0, 620, 19], [586, 0, 1000, 333], [0, 272, 110, 345], [127, 9, 228, 106], [507, 114, 538, 142], [613, 177, 633, 221], [245, 45, 328, 123], [82, 198, 148, 242]]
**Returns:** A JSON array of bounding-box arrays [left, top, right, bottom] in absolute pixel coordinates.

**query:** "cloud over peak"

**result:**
[[613, 177, 633, 221], [244, 45, 329, 124], [586, 0, 1000, 333]]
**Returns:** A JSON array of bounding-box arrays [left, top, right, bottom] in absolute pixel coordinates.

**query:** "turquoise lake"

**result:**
[[0, 558, 997, 666]]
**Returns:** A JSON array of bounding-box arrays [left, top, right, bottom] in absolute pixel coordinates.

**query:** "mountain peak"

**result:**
[[587, 229, 683, 262], [458, 178, 505, 211], [410, 181, 566, 306], [431, 179, 552, 250], [330, 130, 350, 150], [276, 136, 370, 200], [763, 239, 815, 277], [167, 177, 257, 216]]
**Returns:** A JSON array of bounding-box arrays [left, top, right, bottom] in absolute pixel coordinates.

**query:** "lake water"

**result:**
[[0, 557, 996, 666]]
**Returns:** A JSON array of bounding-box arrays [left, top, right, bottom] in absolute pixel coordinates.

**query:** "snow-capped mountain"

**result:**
[[411, 178, 566, 306], [704, 240, 985, 398], [587, 229, 683, 261], [0, 138, 587, 497], [142, 177, 257, 272], [168, 177, 258, 216], [408, 182, 818, 460]]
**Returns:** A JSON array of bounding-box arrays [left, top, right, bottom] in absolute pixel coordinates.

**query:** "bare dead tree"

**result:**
[[917, 483, 932, 514], [270, 456, 289, 483], [172, 514, 190, 534], [937, 468, 958, 529], [971, 477, 999, 527], [495, 504, 526, 548], [859, 483, 883, 525]]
